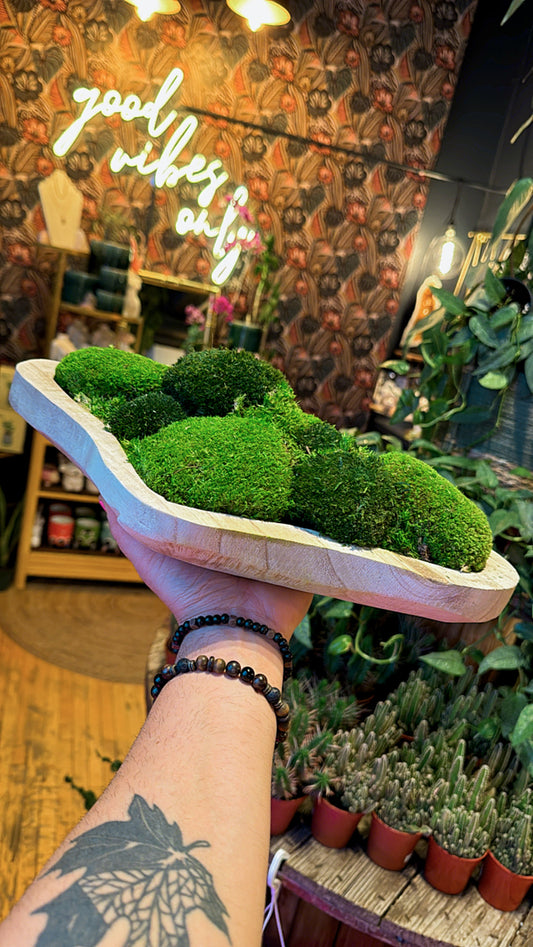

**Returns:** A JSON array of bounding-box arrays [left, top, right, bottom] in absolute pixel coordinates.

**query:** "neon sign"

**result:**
[[52, 68, 254, 285]]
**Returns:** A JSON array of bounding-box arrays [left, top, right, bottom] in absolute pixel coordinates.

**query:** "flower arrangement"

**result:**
[[213, 195, 281, 340]]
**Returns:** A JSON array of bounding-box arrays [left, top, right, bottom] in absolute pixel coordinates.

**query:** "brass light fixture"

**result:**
[[124, 0, 181, 21], [226, 0, 291, 32]]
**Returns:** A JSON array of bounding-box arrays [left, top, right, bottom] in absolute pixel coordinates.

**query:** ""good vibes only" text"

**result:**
[[52, 68, 254, 284]]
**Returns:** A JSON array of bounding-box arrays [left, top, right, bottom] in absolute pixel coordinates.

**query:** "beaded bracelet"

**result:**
[[151, 655, 290, 743], [167, 613, 293, 682]]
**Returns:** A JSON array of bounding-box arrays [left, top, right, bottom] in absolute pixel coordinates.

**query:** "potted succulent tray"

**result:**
[[8, 353, 519, 625]]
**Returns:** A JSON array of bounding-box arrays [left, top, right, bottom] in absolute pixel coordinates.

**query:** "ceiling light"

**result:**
[[226, 0, 291, 32], [124, 0, 181, 22]]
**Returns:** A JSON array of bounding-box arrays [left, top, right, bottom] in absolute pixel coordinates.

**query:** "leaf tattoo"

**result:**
[[34, 795, 230, 947]]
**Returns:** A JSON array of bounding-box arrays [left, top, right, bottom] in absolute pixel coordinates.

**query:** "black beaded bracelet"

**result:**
[[151, 655, 290, 743], [167, 613, 293, 682]]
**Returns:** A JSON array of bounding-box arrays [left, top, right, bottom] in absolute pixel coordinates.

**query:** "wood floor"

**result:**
[[0, 618, 146, 921]]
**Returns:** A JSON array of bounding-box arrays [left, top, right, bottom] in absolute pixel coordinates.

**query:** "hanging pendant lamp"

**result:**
[[124, 0, 181, 21], [226, 0, 291, 32], [424, 182, 466, 281]]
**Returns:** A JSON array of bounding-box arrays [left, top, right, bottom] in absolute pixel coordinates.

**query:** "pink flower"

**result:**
[[185, 305, 205, 327], [211, 295, 234, 322]]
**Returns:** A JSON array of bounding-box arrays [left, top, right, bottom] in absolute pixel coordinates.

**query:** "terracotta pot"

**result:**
[[424, 836, 485, 894], [367, 812, 422, 871], [478, 850, 533, 912], [270, 796, 304, 836], [311, 797, 362, 849]]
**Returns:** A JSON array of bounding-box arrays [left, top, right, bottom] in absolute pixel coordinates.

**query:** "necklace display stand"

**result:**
[[38, 170, 84, 251]]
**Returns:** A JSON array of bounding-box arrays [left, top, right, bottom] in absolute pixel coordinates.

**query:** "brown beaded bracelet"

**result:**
[[151, 655, 290, 743], [167, 613, 293, 681]]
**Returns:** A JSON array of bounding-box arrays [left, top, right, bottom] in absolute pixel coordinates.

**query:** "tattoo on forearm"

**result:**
[[33, 795, 230, 946]]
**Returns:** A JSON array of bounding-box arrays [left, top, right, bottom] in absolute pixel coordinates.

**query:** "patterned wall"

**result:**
[[0, 0, 477, 427]]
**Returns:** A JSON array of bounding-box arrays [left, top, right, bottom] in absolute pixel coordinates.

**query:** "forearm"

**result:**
[[0, 627, 284, 947]]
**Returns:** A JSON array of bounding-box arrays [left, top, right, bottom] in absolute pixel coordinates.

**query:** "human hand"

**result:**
[[104, 505, 312, 641]]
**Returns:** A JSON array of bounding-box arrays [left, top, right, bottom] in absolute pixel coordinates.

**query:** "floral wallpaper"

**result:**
[[0, 0, 477, 428]]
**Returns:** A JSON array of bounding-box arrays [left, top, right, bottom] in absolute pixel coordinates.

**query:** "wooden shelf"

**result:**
[[15, 432, 143, 589], [58, 301, 143, 326]]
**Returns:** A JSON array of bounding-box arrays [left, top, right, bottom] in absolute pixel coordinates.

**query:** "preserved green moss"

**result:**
[[161, 347, 290, 416], [106, 391, 186, 441], [290, 447, 397, 549], [380, 451, 493, 572], [55, 347, 167, 401], [126, 414, 293, 521], [246, 387, 346, 454]]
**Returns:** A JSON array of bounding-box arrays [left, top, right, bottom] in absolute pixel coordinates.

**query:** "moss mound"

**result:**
[[290, 447, 397, 549], [161, 347, 290, 416], [380, 451, 493, 572], [55, 347, 167, 401], [126, 414, 293, 521], [106, 391, 186, 441], [246, 387, 345, 454]]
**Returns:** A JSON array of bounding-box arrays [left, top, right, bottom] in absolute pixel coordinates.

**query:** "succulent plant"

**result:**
[[428, 746, 497, 857], [491, 803, 533, 875], [340, 754, 389, 815]]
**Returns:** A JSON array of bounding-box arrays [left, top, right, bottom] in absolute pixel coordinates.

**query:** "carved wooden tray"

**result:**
[[10, 359, 519, 623]]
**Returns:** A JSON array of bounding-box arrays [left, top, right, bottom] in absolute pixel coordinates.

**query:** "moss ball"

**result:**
[[55, 347, 167, 402], [290, 447, 397, 548], [105, 391, 186, 441], [126, 414, 294, 521], [161, 347, 290, 416], [247, 387, 345, 454], [380, 451, 493, 572]]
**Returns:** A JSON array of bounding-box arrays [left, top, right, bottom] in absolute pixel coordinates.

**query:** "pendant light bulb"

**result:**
[[426, 225, 466, 280], [124, 0, 181, 21], [226, 0, 291, 31]]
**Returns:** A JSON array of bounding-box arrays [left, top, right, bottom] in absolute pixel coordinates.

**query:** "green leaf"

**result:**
[[501, 0, 528, 25], [475, 460, 499, 488], [478, 369, 513, 390], [431, 286, 468, 316], [491, 178, 533, 244], [468, 314, 499, 348], [489, 508, 521, 536], [380, 359, 411, 375], [517, 315, 533, 342], [477, 645, 528, 675], [500, 691, 528, 737], [490, 305, 518, 330], [322, 598, 355, 619], [514, 621, 533, 641], [524, 353, 533, 393], [511, 704, 533, 747], [420, 650, 467, 676], [293, 614, 312, 649], [484, 266, 507, 304], [328, 634, 353, 656], [474, 343, 519, 374]]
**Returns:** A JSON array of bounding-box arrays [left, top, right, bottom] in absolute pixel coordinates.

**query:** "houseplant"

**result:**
[[307, 699, 398, 848], [425, 742, 497, 894], [478, 789, 533, 911]]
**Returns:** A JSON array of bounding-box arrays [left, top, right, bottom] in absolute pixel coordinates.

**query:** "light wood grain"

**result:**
[[0, 623, 145, 921], [10, 359, 519, 624]]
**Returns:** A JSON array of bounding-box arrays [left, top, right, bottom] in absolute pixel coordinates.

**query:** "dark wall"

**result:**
[[396, 0, 533, 341]]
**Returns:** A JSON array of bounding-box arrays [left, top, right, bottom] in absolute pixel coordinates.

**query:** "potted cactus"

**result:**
[[425, 742, 497, 894], [270, 674, 359, 835], [309, 699, 398, 848], [367, 744, 434, 870], [478, 784, 533, 911]]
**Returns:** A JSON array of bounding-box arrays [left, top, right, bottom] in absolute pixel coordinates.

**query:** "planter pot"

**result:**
[[478, 851, 533, 912], [227, 321, 263, 353], [452, 367, 533, 469], [270, 796, 304, 836], [424, 836, 485, 895], [311, 797, 362, 849], [366, 812, 422, 871]]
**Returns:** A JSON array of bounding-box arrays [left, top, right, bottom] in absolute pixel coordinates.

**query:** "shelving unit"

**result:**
[[15, 243, 145, 589], [14, 432, 142, 589]]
